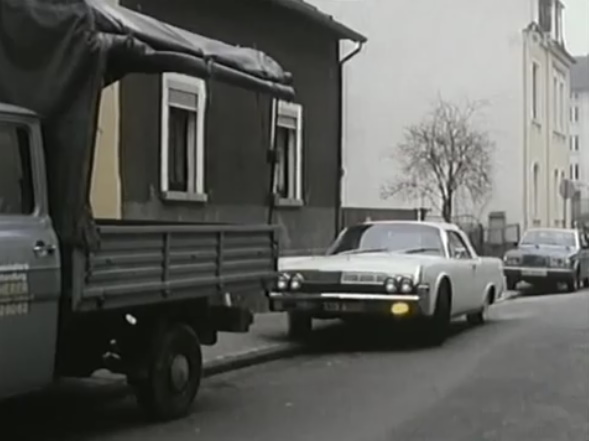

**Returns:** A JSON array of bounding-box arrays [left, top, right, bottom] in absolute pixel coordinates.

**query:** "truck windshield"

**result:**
[[327, 223, 445, 256], [0, 123, 34, 215]]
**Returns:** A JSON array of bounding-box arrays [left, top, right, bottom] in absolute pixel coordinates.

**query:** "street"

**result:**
[[3, 290, 589, 441]]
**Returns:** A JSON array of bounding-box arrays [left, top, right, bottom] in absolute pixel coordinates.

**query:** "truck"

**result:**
[[0, 0, 293, 421]]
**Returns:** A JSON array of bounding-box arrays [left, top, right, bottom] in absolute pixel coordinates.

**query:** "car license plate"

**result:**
[[324, 302, 363, 312], [522, 268, 547, 277]]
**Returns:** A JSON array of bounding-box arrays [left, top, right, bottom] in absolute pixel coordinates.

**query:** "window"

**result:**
[[573, 106, 579, 122], [271, 100, 303, 203], [0, 123, 34, 215], [573, 135, 580, 151], [532, 63, 539, 121], [554, 169, 559, 216], [160, 73, 207, 201], [559, 82, 564, 129], [574, 163, 580, 180], [532, 163, 539, 219], [553, 76, 558, 128], [447, 231, 472, 259]]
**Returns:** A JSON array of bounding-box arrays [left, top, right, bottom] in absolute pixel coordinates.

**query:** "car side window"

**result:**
[[579, 231, 589, 249], [447, 231, 473, 259], [0, 123, 34, 215]]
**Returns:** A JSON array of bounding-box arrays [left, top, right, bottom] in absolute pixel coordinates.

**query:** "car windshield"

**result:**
[[520, 230, 576, 248], [327, 223, 445, 256]]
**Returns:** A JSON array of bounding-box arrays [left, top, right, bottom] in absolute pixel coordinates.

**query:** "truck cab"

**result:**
[[0, 104, 61, 398]]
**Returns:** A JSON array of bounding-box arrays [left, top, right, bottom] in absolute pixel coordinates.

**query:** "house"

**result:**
[[305, 0, 576, 231], [569, 55, 589, 190], [89, 0, 365, 254]]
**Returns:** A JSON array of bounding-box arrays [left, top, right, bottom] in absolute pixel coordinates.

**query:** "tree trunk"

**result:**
[[442, 197, 452, 222]]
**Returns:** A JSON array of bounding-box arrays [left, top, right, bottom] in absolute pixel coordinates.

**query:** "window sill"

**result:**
[[161, 191, 208, 203], [531, 119, 542, 129], [553, 130, 567, 139], [273, 196, 304, 208]]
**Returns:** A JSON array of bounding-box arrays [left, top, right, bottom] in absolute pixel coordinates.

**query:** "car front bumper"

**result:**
[[503, 266, 575, 283], [268, 285, 431, 319]]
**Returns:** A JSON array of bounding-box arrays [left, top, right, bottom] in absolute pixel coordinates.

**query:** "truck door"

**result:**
[[0, 116, 61, 398]]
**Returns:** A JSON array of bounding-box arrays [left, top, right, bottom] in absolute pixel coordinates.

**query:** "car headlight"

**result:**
[[503, 255, 521, 266], [276, 273, 290, 291], [399, 278, 414, 293], [289, 273, 304, 291], [384, 277, 398, 293], [550, 257, 570, 268]]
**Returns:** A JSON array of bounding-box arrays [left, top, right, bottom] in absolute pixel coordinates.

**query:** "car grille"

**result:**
[[295, 270, 386, 294], [521, 254, 547, 267]]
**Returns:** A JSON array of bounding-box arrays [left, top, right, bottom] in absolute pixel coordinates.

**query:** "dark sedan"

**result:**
[[502, 228, 589, 291]]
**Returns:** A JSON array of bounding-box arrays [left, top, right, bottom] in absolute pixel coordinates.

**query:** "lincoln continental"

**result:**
[[269, 221, 505, 346]]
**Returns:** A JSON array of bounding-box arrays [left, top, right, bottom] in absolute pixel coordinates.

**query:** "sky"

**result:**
[[563, 0, 589, 55]]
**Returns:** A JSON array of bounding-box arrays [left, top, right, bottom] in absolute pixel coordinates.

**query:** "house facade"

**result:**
[[570, 55, 589, 191], [89, 0, 364, 253], [306, 0, 575, 231]]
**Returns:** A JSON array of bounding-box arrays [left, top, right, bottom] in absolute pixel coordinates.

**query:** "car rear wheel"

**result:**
[[566, 270, 580, 293], [466, 292, 491, 326], [506, 277, 518, 291], [287, 312, 312, 341]]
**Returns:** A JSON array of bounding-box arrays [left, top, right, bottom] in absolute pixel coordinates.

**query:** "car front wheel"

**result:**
[[420, 283, 451, 347]]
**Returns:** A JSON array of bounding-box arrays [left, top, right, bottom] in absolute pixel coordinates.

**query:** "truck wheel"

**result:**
[[506, 278, 518, 291], [287, 312, 312, 341], [420, 284, 451, 347], [132, 323, 202, 421]]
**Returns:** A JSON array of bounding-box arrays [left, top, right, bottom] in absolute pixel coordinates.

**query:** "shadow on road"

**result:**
[[0, 319, 498, 440], [301, 318, 493, 355]]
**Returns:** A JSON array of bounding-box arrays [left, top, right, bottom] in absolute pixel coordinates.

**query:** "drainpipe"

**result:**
[[335, 41, 364, 236]]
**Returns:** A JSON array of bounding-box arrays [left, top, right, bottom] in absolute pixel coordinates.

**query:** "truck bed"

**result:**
[[68, 221, 279, 312]]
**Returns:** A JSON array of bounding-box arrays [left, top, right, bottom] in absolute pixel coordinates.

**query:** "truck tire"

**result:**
[[287, 312, 312, 341], [132, 323, 202, 421], [420, 284, 451, 347]]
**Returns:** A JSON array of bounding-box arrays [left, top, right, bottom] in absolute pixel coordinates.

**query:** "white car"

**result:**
[[269, 221, 504, 345]]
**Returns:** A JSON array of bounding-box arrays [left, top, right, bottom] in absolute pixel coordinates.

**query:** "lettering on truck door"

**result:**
[[0, 119, 61, 398]]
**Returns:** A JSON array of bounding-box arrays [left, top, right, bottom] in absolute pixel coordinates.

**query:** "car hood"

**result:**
[[505, 245, 576, 258], [279, 252, 440, 277]]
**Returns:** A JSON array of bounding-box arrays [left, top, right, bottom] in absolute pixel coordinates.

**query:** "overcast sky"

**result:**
[[563, 0, 589, 55]]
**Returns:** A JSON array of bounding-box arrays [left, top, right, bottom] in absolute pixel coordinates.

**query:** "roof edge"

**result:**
[[266, 0, 367, 43]]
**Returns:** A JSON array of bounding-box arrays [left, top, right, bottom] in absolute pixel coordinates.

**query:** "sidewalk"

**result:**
[[202, 312, 301, 376]]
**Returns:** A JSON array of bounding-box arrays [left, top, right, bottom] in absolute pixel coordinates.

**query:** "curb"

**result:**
[[203, 342, 303, 377]]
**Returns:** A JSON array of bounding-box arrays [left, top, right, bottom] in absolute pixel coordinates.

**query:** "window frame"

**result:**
[[270, 99, 304, 207], [160, 73, 207, 203], [0, 121, 38, 218], [446, 230, 474, 260]]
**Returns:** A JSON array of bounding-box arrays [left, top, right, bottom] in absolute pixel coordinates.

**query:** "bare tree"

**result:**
[[381, 98, 495, 222]]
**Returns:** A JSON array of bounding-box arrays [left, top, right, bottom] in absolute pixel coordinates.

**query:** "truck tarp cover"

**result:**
[[0, 0, 294, 248]]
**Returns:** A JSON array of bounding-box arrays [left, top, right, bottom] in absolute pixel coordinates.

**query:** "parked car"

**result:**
[[502, 228, 589, 292], [269, 221, 505, 346]]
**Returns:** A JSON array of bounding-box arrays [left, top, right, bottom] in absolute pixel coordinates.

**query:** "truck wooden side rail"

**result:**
[[70, 222, 279, 313]]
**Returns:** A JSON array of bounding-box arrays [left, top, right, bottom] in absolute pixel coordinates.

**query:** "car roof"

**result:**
[[524, 227, 577, 234], [361, 220, 460, 232]]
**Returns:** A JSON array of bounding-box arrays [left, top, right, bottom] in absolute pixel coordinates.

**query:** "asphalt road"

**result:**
[[4, 291, 589, 441]]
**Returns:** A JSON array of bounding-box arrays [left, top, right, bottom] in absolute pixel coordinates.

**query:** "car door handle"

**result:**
[[33, 241, 56, 257]]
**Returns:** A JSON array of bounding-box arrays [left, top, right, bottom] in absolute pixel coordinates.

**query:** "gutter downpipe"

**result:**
[[336, 41, 364, 236]]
